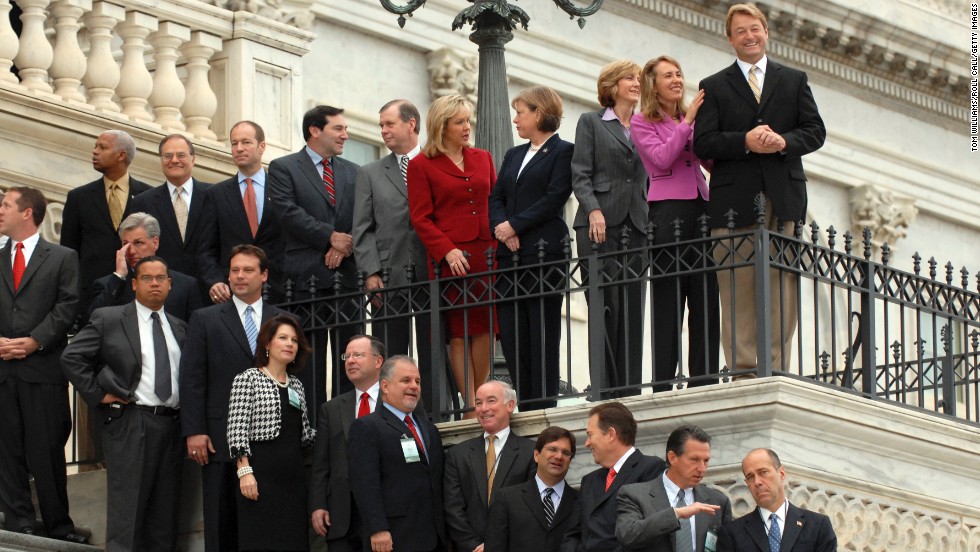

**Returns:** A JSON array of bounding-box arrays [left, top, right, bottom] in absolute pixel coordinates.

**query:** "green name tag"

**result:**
[[288, 387, 301, 410], [401, 437, 421, 463]]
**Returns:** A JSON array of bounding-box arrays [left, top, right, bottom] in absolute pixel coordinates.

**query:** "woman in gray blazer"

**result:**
[[571, 59, 649, 398]]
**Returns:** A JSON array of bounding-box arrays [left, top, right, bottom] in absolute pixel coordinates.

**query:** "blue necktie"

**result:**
[[244, 305, 258, 355], [768, 513, 781, 552], [674, 490, 693, 552]]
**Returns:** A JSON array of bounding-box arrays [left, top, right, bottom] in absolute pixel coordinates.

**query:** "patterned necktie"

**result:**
[[243, 305, 257, 355], [173, 187, 188, 240], [399, 155, 410, 185], [12, 242, 25, 290], [322, 159, 336, 206], [542, 487, 556, 527], [486, 434, 497, 503], [357, 391, 370, 418], [674, 489, 693, 552], [404, 415, 426, 459], [768, 513, 781, 552], [604, 468, 617, 492], [243, 177, 259, 237], [151, 312, 172, 402], [748, 65, 762, 103], [108, 182, 123, 229]]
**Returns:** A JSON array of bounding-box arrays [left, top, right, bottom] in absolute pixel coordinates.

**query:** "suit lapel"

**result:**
[[339, 390, 356, 440], [550, 483, 576, 530], [781, 503, 804, 552], [758, 62, 782, 111], [15, 238, 50, 294], [491, 436, 523, 496], [221, 179, 253, 236], [469, 438, 491, 506], [725, 62, 759, 110], [520, 479, 551, 530], [167, 311, 186, 346], [380, 404, 429, 467], [297, 150, 333, 207], [597, 111, 634, 151], [86, 180, 116, 232], [744, 508, 771, 552], [0, 241, 12, 294], [383, 154, 408, 199], [517, 134, 560, 179], [155, 185, 184, 246], [121, 303, 143, 369], [218, 302, 253, 358], [184, 179, 206, 242]]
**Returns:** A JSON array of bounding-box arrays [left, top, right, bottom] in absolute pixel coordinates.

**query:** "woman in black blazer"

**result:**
[[489, 86, 574, 410]]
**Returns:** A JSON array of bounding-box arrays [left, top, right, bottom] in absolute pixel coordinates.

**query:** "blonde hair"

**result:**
[[596, 59, 641, 108], [725, 3, 768, 37], [512, 86, 564, 133], [422, 94, 473, 158], [639, 56, 689, 123]]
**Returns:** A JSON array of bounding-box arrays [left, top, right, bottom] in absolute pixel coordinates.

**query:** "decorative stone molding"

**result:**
[[207, 0, 315, 29], [849, 184, 918, 249], [42, 201, 64, 244], [426, 47, 479, 106]]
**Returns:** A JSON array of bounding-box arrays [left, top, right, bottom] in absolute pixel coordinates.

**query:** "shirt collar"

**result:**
[[357, 381, 380, 403], [662, 470, 693, 502], [103, 173, 131, 192], [535, 474, 567, 500], [232, 295, 262, 317], [134, 299, 165, 322], [383, 401, 413, 421], [238, 167, 265, 187], [601, 107, 620, 121], [736, 55, 768, 78], [397, 144, 421, 164], [484, 425, 511, 445], [758, 499, 788, 523], [305, 146, 327, 167], [611, 447, 637, 474], [13, 231, 40, 251], [166, 178, 194, 197]]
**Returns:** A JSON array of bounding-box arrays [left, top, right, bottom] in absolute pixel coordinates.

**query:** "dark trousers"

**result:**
[[202, 461, 239, 552], [576, 223, 646, 398], [648, 199, 720, 391], [102, 406, 183, 552], [0, 377, 73, 537]]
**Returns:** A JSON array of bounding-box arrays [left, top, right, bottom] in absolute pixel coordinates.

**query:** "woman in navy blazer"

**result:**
[[631, 55, 719, 391], [408, 94, 496, 418], [489, 86, 574, 410]]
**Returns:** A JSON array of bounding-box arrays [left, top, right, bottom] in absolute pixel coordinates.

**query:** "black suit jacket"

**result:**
[[88, 268, 202, 322], [61, 302, 187, 408], [561, 450, 667, 552], [61, 177, 151, 308], [178, 300, 285, 463], [267, 149, 359, 291], [485, 478, 580, 552], [716, 503, 837, 552], [444, 431, 537, 550], [694, 60, 825, 228], [128, 179, 213, 292], [0, 238, 79, 384], [197, 172, 284, 295], [489, 134, 573, 265], [348, 404, 446, 552]]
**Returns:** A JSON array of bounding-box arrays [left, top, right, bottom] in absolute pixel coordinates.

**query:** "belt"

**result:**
[[130, 404, 179, 416]]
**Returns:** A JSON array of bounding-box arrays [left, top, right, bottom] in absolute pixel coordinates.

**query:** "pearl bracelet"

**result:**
[[237, 466, 254, 479]]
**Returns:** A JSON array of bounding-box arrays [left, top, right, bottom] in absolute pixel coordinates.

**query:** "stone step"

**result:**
[[0, 531, 100, 552]]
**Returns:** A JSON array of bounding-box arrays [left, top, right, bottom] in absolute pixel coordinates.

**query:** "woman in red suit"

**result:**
[[408, 94, 496, 417]]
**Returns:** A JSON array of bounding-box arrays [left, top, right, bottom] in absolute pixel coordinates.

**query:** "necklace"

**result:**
[[262, 367, 288, 388]]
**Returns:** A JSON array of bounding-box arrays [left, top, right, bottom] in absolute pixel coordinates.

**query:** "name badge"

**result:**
[[400, 436, 421, 463], [704, 528, 718, 552], [288, 387, 301, 410]]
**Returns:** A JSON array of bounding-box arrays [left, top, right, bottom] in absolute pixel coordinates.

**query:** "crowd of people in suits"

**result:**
[[0, 2, 832, 550]]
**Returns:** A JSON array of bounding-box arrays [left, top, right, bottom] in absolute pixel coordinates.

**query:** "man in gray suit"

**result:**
[[62, 256, 187, 552], [616, 425, 732, 552], [0, 187, 87, 544], [268, 105, 361, 407], [352, 99, 433, 406]]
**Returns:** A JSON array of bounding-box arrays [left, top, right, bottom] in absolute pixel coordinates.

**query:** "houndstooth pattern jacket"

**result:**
[[227, 367, 315, 458]]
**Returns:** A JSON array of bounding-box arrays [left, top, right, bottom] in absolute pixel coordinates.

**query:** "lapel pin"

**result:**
[[797, 521, 803, 527], [542, 148, 549, 153]]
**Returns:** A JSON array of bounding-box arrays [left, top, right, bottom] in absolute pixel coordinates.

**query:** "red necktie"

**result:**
[[12, 242, 25, 290], [604, 468, 617, 492], [322, 160, 336, 206], [243, 177, 259, 237], [404, 415, 426, 459], [357, 391, 370, 418]]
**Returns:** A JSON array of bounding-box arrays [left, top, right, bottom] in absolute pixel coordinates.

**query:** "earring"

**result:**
[[265, 350, 270, 358]]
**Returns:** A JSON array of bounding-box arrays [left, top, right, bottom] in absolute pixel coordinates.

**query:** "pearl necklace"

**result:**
[[262, 367, 289, 388]]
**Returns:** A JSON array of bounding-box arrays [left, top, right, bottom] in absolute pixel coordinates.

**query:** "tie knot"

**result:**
[[151, 311, 160, 321], [244, 177, 253, 185], [15, 242, 23, 251], [544, 487, 554, 498], [488, 434, 497, 444], [245, 305, 254, 314]]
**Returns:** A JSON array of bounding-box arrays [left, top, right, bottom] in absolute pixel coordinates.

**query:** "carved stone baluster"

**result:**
[[148, 21, 190, 131], [116, 10, 157, 122], [13, 0, 54, 92], [81, 1, 124, 111], [49, 0, 90, 102], [0, 0, 21, 83], [180, 31, 222, 140]]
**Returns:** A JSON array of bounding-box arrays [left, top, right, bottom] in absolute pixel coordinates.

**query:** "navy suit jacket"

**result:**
[[88, 268, 202, 322], [485, 477, 580, 552], [716, 503, 837, 552], [267, 149, 359, 291], [489, 134, 573, 265], [348, 403, 446, 551], [694, 60, 825, 228]]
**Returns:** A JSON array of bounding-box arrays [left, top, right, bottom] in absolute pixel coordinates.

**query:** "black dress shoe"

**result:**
[[18, 526, 35, 535], [60, 532, 90, 545]]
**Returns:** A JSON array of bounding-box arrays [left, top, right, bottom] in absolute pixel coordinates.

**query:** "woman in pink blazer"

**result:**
[[631, 55, 719, 392]]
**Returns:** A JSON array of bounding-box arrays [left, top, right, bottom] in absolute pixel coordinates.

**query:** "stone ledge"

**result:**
[[0, 530, 99, 552]]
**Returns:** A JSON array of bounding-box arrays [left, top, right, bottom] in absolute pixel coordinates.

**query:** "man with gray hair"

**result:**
[[62, 129, 151, 323], [88, 212, 202, 321]]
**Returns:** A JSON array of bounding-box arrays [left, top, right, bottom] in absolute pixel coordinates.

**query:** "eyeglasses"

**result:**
[[137, 275, 169, 284], [543, 445, 573, 458], [340, 352, 377, 361], [160, 152, 191, 161]]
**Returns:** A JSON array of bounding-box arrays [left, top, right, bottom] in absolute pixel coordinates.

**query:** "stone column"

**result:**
[[0, 0, 18, 84], [116, 10, 158, 122], [13, 0, 54, 93], [469, 19, 514, 172], [49, 0, 91, 103], [81, 1, 125, 112], [180, 31, 222, 140], [149, 21, 191, 131]]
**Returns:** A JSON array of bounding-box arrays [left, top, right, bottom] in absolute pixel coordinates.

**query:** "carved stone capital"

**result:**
[[849, 184, 918, 249], [426, 47, 478, 107]]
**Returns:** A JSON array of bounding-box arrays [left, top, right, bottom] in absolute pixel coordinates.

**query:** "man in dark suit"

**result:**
[[694, 2, 826, 373], [348, 355, 446, 552], [268, 105, 361, 407], [61, 256, 187, 551], [88, 212, 203, 321], [129, 134, 213, 303], [352, 100, 433, 405], [198, 121, 284, 305], [616, 425, 733, 551], [485, 426, 580, 552], [561, 402, 666, 552], [716, 449, 837, 552], [179, 245, 285, 552], [61, 130, 152, 324], [310, 334, 386, 552], [0, 187, 87, 544], [444, 380, 535, 551]]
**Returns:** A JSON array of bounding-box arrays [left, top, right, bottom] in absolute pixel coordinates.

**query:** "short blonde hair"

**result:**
[[726, 3, 768, 37], [596, 59, 641, 108], [512, 86, 564, 133], [422, 94, 473, 158], [639, 56, 689, 123]]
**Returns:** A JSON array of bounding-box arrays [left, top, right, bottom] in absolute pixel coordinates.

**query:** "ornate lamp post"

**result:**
[[379, 0, 604, 168]]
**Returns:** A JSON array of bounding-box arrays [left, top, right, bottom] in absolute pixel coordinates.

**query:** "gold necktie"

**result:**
[[173, 187, 188, 240], [748, 65, 761, 103], [486, 434, 497, 504], [107, 183, 123, 229]]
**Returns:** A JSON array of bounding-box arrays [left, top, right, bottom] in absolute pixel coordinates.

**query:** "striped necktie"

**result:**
[[542, 488, 556, 527], [748, 65, 762, 103], [243, 305, 258, 355], [399, 155, 409, 185], [322, 159, 336, 206]]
